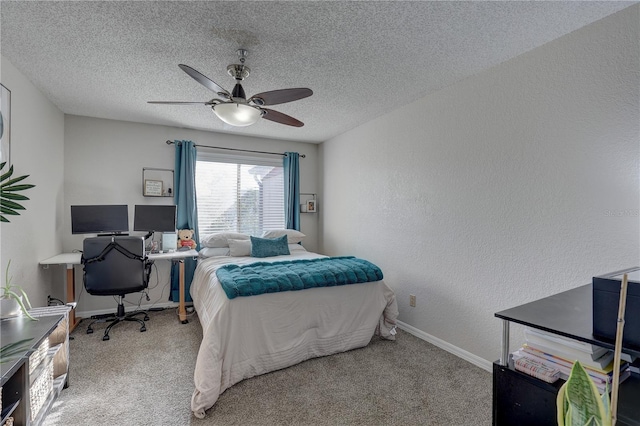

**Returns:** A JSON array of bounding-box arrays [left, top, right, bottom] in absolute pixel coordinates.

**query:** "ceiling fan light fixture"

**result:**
[[213, 102, 263, 127]]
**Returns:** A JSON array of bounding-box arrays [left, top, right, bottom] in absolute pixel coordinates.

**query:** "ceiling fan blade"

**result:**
[[178, 64, 230, 97], [250, 88, 313, 106], [147, 101, 213, 105], [261, 108, 304, 127]]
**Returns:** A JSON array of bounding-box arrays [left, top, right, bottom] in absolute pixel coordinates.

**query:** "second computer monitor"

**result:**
[[133, 205, 177, 233]]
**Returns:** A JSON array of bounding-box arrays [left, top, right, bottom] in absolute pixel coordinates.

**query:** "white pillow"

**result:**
[[288, 243, 307, 253], [200, 232, 250, 248], [199, 247, 230, 258], [228, 239, 252, 257], [261, 229, 306, 244]]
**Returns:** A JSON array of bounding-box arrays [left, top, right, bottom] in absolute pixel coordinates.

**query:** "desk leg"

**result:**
[[65, 265, 81, 332], [178, 260, 188, 324], [500, 319, 510, 366]]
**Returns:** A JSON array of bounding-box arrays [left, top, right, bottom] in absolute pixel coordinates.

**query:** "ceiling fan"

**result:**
[[148, 49, 312, 127]]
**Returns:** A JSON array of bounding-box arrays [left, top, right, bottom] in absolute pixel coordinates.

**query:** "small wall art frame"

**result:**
[[307, 199, 317, 213], [300, 193, 317, 213], [0, 84, 11, 165]]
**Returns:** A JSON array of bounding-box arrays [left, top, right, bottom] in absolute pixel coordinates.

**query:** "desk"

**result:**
[[39, 249, 198, 325], [39, 253, 82, 332], [493, 284, 640, 425]]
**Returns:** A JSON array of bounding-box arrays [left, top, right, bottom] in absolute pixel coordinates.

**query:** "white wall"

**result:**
[[319, 6, 639, 365], [0, 56, 65, 306], [63, 115, 318, 315]]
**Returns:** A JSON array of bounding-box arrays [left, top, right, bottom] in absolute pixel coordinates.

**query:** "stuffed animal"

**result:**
[[177, 229, 197, 250]]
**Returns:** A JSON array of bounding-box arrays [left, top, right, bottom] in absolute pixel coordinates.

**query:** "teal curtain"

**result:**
[[283, 152, 300, 231], [170, 140, 199, 302]]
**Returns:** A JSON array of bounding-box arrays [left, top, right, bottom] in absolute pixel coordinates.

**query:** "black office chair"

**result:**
[[81, 236, 153, 340]]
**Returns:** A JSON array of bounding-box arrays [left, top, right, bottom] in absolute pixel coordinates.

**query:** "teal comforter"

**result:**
[[216, 256, 384, 299]]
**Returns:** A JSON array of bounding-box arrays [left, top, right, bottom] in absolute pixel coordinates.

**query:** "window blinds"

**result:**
[[196, 154, 285, 237]]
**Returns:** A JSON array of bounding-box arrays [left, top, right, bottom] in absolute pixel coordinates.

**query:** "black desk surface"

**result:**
[[495, 283, 634, 353], [0, 314, 63, 384]]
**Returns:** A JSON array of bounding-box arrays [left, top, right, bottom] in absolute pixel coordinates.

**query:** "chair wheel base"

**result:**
[[85, 307, 150, 340]]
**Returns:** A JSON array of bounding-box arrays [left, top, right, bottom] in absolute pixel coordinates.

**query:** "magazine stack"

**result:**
[[512, 327, 631, 393]]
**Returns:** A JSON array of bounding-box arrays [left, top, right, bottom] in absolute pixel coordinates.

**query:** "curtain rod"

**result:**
[[165, 140, 306, 158]]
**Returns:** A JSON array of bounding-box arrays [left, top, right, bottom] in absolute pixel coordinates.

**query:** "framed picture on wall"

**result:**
[[0, 84, 11, 165], [307, 199, 317, 213], [144, 179, 164, 197]]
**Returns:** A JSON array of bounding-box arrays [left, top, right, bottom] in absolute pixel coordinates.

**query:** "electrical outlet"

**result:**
[[409, 294, 416, 307]]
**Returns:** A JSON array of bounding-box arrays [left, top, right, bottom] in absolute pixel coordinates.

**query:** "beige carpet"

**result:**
[[43, 308, 492, 425]]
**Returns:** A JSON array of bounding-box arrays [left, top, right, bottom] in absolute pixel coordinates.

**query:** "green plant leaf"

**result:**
[[2, 184, 35, 192], [0, 163, 13, 181], [17, 287, 33, 310], [557, 381, 567, 425], [0, 163, 34, 222], [5, 259, 11, 286], [561, 361, 610, 426], [1, 206, 20, 215], [1, 174, 29, 187], [601, 382, 610, 421], [1, 199, 26, 210], [1, 192, 29, 201]]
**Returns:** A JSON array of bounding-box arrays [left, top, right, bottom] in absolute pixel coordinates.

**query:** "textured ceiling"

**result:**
[[0, 1, 634, 143]]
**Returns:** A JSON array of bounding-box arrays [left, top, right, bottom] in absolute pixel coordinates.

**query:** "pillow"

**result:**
[[288, 243, 307, 253], [200, 232, 250, 248], [261, 229, 306, 244], [199, 247, 230, 258], [250, 235, 290, 258], [228, 239, 252, 257]]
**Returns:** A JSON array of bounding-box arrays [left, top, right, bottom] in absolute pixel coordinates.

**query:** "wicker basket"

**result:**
[[28, 338, 50, 375], [30, 360, 53, 421]]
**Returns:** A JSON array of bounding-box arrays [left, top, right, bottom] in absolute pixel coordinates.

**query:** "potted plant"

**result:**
[[556, 361, 611, 426], [1, 260, 37, 320]]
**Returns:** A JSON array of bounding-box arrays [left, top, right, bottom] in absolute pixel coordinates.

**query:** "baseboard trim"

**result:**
[[396, 320, 493, 373], [77, 301, 181, 319]]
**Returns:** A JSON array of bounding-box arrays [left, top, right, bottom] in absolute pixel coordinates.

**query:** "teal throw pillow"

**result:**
[[250, 235, 290, 258]]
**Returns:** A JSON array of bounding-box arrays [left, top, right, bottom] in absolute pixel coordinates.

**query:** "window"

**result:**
[[196, 153, 285, 236]]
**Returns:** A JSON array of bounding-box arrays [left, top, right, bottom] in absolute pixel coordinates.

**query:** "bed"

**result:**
[[189, 232, 398, 418]]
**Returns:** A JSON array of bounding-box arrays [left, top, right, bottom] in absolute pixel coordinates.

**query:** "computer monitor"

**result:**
[[71, 205, 129, 235], [133, 205, 177, 233]]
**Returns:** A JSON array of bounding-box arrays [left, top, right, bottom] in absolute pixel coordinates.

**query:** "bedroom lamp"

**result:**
[[212, 102, 263, 127]]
